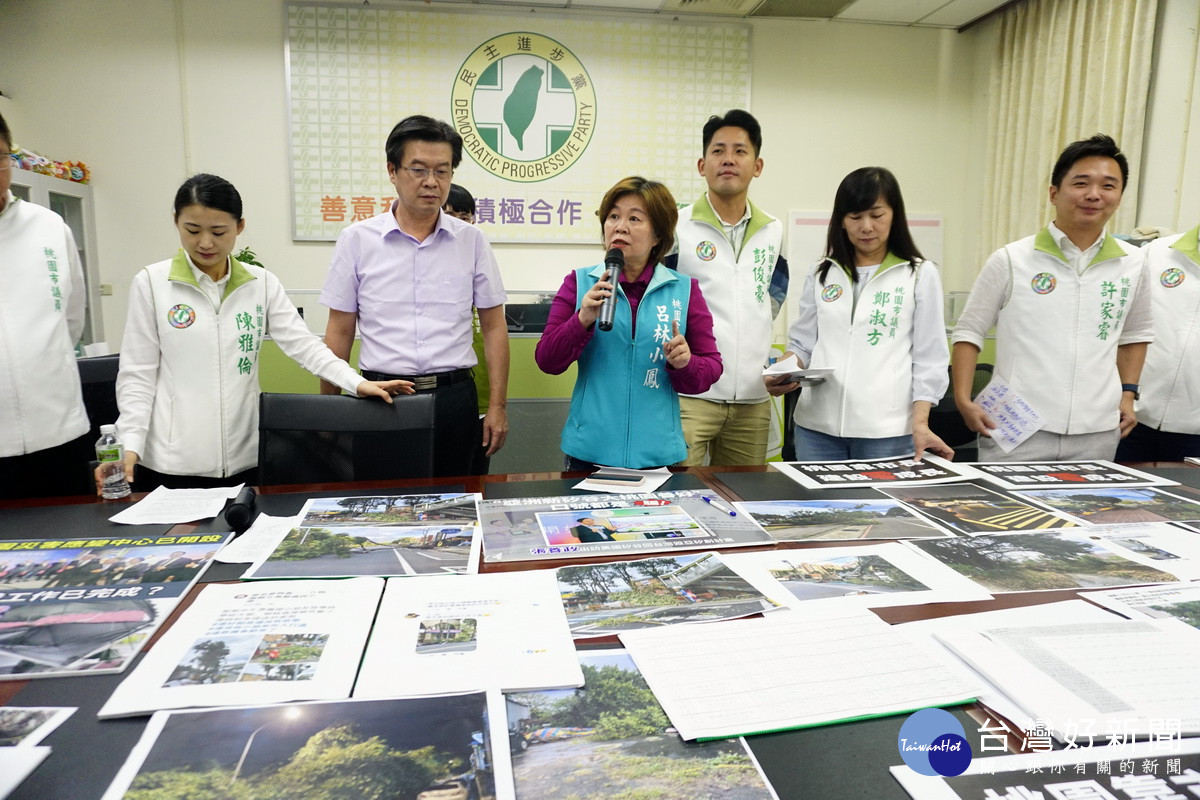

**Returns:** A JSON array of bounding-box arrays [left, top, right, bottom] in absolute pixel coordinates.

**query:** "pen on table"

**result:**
[[702, 495, 737, 516]]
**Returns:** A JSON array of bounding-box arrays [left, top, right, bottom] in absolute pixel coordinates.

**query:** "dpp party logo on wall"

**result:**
[[451, 32, 595, 183], [897, 708, 973, 777]]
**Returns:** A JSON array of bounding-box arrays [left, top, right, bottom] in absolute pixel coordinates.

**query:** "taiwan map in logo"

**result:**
[[1030, 272, 1057, 294], [1161, 267, 1185, 288], [167, 304, 196, 329], [451, 32, 596, 183], [696, 241, 717, 262]]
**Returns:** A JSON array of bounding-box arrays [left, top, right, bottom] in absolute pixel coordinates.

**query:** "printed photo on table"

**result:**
[[555, 553, 779, 637], [736, 498, 951, 541], [505, 650, 775, 800]]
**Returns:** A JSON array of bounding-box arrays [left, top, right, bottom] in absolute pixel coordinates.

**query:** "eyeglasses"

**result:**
[[397, 165, 453, 182]]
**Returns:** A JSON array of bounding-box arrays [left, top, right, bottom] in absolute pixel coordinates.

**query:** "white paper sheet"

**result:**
[[1083, 580, 1200, 623], [98, 578, 384, 718], [722, 542, 994, 610], [0, 746, 50, 797], [213, 513, 300, 565], [972, 374, 1044, 452], [937, 618, 1200, 742], [109, 484, 243, 524], [354, 571, 583, 697], [574, 466, 671, 493], [619, 606, 981, 741], [892, 599, 1123, 734]]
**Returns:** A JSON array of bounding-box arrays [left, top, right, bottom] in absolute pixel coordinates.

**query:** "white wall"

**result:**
[[2, 0, 1186, 350]]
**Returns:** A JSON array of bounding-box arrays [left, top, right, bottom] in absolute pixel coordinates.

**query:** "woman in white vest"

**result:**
[[767, 167, 953, 461], [114, 174, 411, 490]]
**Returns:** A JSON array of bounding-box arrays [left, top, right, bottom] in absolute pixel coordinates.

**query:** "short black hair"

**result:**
[[1051, 134, 1128, 190], [445, 183, 475, 215], [702, 109, 762, 156], [385, 115, 463, 169], [0, 112, 10, 150], [174, 173, 243, 221]]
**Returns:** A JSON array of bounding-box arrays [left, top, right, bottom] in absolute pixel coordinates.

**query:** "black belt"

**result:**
[[362, 368, 472, 391]]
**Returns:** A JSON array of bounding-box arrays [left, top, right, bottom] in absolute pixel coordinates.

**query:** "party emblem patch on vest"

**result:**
[[695, 241, 717, 261], [1030, 273, 1056, 294], [1161, 267, 1185, 288], [167, 304, 196, 329], [821, 284, 843, 302]]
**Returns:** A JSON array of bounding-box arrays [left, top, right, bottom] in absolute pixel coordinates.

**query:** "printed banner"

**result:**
[[287, 3, 750, 242]]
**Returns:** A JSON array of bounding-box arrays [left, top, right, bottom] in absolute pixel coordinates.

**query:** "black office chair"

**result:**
[[927, 362, 994, 461], [257, 392, 436, 485], [77, 354, 120, 443]]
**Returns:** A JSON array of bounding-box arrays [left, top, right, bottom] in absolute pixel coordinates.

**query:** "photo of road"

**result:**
[[736, 498, 949, 540], [883, 483, 1076, 534], [556, 554, 778, 637], [767, 554, 930, 601], [248, 494, 480, 579], [1015, 486, 1200, 526]]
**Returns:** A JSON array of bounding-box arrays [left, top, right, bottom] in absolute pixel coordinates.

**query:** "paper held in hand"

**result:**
[[762, 354, 833, 384], [972, 374, 1044, 453]]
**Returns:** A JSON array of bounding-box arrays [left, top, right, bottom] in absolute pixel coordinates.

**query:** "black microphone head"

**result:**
[[604, 248, 625, 268]]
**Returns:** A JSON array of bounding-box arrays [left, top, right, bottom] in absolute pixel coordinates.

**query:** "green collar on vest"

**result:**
[[168, 249, 257, 299], [1170, 225, 1200, 268], [827, 251, 909, 280], [1034, 226, 1127, 268], [690, 193, 773, 258]]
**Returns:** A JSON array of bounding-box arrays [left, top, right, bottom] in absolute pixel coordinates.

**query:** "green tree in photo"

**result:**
[[551, 664, 669, 739], [187, 639, 231, 683], [271, 529, 354, 561], [126, 765, 255, 800], [263, 724, 442, 800]]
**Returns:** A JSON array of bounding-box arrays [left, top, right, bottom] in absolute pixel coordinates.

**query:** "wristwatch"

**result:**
[[1121, 383, 1140, 400]]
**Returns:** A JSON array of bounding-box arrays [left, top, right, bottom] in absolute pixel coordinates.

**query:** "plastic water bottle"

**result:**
[[96, 424, 132, 499]]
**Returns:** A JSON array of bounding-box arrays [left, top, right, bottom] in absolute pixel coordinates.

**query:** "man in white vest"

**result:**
[[667, 109, 788, 466], [951, 134, 1153, 461], [0, 112, 92, 499]]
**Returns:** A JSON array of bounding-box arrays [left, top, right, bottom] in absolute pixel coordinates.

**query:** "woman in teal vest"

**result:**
[[536, 176, 723, 470]]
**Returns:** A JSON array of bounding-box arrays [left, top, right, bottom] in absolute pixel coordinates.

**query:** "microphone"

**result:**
[[598, 248, 624, 332]]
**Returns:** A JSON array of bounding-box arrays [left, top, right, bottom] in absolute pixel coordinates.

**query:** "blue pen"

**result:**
[[702, 495, 737, 516]]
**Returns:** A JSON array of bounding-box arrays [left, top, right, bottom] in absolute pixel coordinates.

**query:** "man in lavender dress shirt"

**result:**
[[320, 115, 510, 477]]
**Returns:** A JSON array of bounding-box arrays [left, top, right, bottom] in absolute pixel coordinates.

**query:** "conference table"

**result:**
[[1, 463, 1195, 800]]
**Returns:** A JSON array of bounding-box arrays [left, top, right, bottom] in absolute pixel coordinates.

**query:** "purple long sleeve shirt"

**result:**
[[534, 263, 723, 395]]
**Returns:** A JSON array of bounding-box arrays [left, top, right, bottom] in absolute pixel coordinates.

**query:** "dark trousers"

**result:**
[[1116, 423, 1200, 463], [364, 370, 479, 478], [0, 433, 94, 500]]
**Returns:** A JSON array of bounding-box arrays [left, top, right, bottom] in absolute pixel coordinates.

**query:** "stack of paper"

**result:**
[[619, 606, 981, 741]]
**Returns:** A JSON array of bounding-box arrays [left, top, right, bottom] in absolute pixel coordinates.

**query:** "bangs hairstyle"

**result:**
[[174, 173, 243, 221], [597, 177, 678, 268], [0, 112, 10, 150], [818, 166, 923, 285]]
